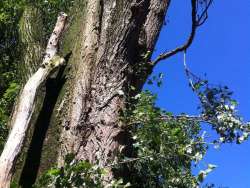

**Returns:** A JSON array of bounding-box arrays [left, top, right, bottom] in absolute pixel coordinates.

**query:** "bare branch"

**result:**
[[151, 0, 213, 66], [196, 0, 213, 26]]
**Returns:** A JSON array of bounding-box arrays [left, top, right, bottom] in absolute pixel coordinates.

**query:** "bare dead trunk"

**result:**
[[10, 5, 47, 184], [0, 13, 67, 188]]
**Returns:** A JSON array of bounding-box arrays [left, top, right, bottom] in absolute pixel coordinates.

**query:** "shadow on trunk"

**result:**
[[18, 64, 67, 187]]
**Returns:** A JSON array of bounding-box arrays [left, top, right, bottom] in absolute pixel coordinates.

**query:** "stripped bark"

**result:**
[[0, 13, 67, 188]]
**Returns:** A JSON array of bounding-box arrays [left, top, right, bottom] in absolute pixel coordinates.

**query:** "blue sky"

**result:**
[[145, 1, 250, 187]]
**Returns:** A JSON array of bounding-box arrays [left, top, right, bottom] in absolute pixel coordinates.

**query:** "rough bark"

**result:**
[[58, 0, 170, 169], [0, 13, 67, 188], [14, 0, 171, 185]]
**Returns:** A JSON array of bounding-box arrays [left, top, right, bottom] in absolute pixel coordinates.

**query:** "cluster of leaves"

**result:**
[[0, 0, 25, 151], [192, 78, 250, 143], [147, 73, 164, 87], [34, 154, 130, 188], [119, 91, 213, 187], [0, 0, 23, 100]]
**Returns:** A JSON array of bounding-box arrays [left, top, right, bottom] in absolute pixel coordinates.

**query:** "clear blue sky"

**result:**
[[145, 1, 250, 187]]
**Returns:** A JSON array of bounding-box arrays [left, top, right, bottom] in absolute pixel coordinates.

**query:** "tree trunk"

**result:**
[[0, 12, 67, 188], [57, 0, 170, 170], [18, 5, 44, 82], [16, 0, 171, 185], [0, 56, 65, 188]]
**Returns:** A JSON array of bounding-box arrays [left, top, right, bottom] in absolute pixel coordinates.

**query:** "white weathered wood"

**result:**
[[0, 13, 67, 188], [43, 12, 67, 65]]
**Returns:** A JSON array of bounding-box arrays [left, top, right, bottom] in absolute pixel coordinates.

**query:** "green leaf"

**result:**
[[47, 168, 61, 176]]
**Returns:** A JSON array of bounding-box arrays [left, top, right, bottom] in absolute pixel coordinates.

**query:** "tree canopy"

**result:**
[[0, 0, 249, 187]]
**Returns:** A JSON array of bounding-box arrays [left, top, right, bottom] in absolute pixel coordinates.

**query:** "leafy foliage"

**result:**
[[34, 154, 130, 188], [187, 70, 250, 144], [0, 0, 23, 97], [119, 91, 210, 187], [0, 0, 24, 152], [0, 82, 20, 152]]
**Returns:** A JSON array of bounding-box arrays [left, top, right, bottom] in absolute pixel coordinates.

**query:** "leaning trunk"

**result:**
[[0, 11, 67, 187]]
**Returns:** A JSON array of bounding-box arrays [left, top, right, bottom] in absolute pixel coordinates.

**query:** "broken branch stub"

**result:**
[[0, 12, 67, 188]]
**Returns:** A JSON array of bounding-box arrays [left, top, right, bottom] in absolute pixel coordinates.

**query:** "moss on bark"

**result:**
[[16, 1, 88, 186]]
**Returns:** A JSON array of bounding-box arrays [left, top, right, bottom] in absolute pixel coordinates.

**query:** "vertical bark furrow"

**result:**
[[4, 0, 173, 185], [58, 0, 171, 171], [58, 0, 104, 166]]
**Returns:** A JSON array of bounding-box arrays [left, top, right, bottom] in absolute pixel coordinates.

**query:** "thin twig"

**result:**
[[196, 0, 213, 26]]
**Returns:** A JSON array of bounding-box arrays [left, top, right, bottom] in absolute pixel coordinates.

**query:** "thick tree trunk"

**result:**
[[15, 0, 171, 185], [58, 0, 170, 169]]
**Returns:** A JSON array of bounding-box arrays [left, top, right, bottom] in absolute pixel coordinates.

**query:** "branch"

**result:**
[[196, 0, 213, 26], [127, 114, 214, 127], [106, 138, 215, 168], [0, 12, 67, 188], [160, 114, 214, 125], [43, 12, 67, 65], [151, 0, 213, 66]]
